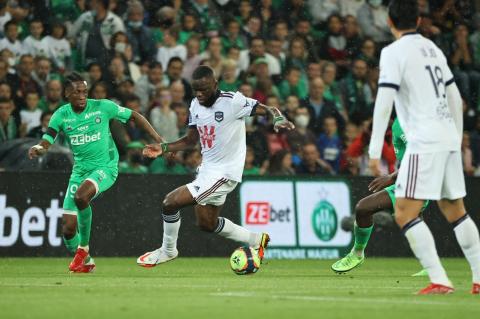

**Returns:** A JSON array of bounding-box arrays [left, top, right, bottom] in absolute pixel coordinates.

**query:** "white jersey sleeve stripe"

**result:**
[[445, 77, 455, 86], [378, 83, 400, 90]]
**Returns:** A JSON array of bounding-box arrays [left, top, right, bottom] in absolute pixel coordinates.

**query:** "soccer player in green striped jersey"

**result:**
[[28, 73, 162, 273], [331, 119, 428, 275]]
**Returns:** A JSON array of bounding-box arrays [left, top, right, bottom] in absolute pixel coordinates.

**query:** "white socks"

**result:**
[[162, 212, 181, 255], [215, 217, 260, 246], [403, 218, 452, 287], [453, 215, 480, 283]]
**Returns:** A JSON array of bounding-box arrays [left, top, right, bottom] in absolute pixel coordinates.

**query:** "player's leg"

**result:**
[[62, 174, 81, 254], [438, 151, 480, 294], [331, 189, 392, 273], [395, 152, 453, 294], [137, 185, 196, 267]]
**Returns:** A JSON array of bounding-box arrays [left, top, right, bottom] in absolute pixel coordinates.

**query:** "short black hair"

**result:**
[[388, 0, 418, 30], [148, 61, 162, 70], [123, 93, 141, 105], [4, 20, 17, 31], [98, 0, 110, 9], [192, 65, 215, 80], [168, 57, 184, 68], [64, 72, 86, 90]]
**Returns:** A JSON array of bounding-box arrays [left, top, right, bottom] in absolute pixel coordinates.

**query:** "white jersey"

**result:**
[[378, 32, 459, 154], [188, 91, 258, 182]]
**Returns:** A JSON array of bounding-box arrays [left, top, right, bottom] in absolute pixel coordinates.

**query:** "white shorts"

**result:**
[[186, 174, 238, 206], [395, 151, 466, 200]]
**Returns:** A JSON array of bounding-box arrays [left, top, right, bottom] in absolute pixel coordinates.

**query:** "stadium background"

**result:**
[[1, 0, 480, 258]]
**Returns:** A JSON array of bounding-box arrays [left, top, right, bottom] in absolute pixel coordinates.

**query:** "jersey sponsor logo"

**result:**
[[118, 106, 127, 113], [63, 118, 76, 123], [245, 202, 292, 225], [95, 117, 101, 124], [77, 125, 89, 131], [84, 111, 101, 120], [70, 132, 101, 145], [197, 125, 215, 149], [214, 111, 224, 122]]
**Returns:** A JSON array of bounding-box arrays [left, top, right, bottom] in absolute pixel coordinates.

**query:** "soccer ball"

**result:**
[[229, 246, 261, 275]]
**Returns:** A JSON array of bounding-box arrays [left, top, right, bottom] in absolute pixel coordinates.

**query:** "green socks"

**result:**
[[63, 232, 79, 254], [353, 223, 374, 254], [78, 206, 92, 247]]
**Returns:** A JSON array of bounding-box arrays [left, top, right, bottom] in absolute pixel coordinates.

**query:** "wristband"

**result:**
[[273, 116, 285, 124], [160, 143, 169, 153], [32, 145, 44, 151]]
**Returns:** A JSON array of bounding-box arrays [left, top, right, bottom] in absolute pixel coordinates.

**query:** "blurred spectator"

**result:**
[[150, 86, 178, 142], [245, 112, 269, 167], [170, 80, 188, 105], [219, 58, 241, 92], [268, 150, 295, 175], [253, 75, 279, 105], [89, 81, 109, 99], [125, 1, 156, 64], [0, 20, 22, 60], [293, 18, 319, 61], [244, 145, 263, 176], [38, 79, 64, 112], [27, 111, 52, 138], [0, 1, 11, 37], [156, 28, 187, 70], [85, 62, 104, 87], [106, 54, 130, 96], [284, 95, 300, 122], [295, 143, 333, 175], [357, 0, 391, 44], [272, 20, 290, 51], [19, 91, 41, 137], [358, 38, 378, 67], [151, 6, 176, 46], [0, 81, 11, 99], [470, 117, 480, 167], [285, 37, 309, 75], [280, 0, 310, 28], [340, 58, 373, 124], [0, 98, 17, 142], [340, 0, 366, 18], [116, 79, 136, 101], [22, 19, 47, 57], [200, 36, 224, 78], [11, 54, 42, 108], [42, 22, 72, 74], [173, 102, 188, 136], [267, 37, 286, 74], [149, 155, 188, 174], [321, 61, 345, 116], [70, 0, 125, 69], [182, 36, 202, 82], [278, 66, 307, 101], [179, 11, 200, 44], [119, 141, 148, 174], [286, 106, 316, 157], [236, 0, 253, 26], [418, 14, 442, 44], [122, 94, 144, 141], [31, 57, 56, 95], [318, 14, 349, 69], [222, 19, 247, 54], [462, 132, 475, 176], [0, 59, 14, 83], [432, 0, 471, 33], [184, 0, 221, 33], [316, 116, 342, 173], [238, 37, 281, 78], [183, 149, 202, 173], [301, 77, 344, 134], [166, 57, 193, 102], [344, 14, 363, 59], [241, 15, 263, 44], [309, 0, 340, 26], [448, 24, 480, 108], [135, 61, 167, 112]]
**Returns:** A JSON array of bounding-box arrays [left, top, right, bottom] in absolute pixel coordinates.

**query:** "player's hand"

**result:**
[[142, 144, 163, 158], [28, 145, 46, 159], [273, 116, 295, 133], [368, 175, 394, 193], [368, 158, 381, 177]]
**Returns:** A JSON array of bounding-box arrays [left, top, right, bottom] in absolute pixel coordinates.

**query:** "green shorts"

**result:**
[[63, 168, 118, 214], [385, 184, 429, 213]]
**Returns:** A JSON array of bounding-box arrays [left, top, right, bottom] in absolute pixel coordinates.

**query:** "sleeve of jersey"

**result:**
[[105, 100, 132, 123], [41, 111, 62, 144], [378, 48, 401, 90], [233, 92, 259, 118], [368, 88, 395, 159], [188, 102, 196, 128]]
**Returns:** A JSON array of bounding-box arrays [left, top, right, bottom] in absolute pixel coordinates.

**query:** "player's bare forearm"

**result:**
[[28, 139, 51, 159], [130, 111, 163, 143], [143, 128, 199, 158], [257, 103, 295, 132]]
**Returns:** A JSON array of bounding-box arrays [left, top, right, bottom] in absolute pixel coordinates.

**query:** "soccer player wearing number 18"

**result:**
[[137, 66, 294, 267], [28, 73, 163, 273], [368, 0, 480, 295]]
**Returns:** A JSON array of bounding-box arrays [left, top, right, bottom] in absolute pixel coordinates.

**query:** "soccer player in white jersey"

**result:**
[[368, 0, 480, 295], [137, 65, 294, 267]]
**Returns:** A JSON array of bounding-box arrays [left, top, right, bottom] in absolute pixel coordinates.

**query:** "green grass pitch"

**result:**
[[1, 258, 479, 319]]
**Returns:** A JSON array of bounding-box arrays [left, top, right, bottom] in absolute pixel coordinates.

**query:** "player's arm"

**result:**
[[368, 170, 398, 193], [368, 87, 395, 175], [29, 112, 61, 159], [28, 139, 52, 159], [256, 103, 295, 132], [143, 127, 199, 158], [129, 111, 164, 143]]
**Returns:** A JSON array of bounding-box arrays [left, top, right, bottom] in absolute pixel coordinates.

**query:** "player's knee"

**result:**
[[74, 193, 89, 210], [196, 216, 217, 232], [162, 194, 177, 213], [355, 199, 371, 217]]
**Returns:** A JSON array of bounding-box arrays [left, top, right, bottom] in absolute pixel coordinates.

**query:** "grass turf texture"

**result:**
[[0, 258, 479, 319]]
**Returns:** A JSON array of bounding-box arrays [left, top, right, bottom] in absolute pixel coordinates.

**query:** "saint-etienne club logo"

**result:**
[[311, 189, 337, 242], [95, 116, 101, 124]]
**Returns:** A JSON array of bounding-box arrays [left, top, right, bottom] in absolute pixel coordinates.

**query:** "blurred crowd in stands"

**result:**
[[1, 0, 480, 177]]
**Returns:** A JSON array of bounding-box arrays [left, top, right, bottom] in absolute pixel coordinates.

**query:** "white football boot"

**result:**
[[137, 247, 178, 267]]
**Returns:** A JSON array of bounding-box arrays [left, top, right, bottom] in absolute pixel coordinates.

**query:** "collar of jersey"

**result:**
[[401, 31, 418, 37], [202, 90, 221, 107]]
